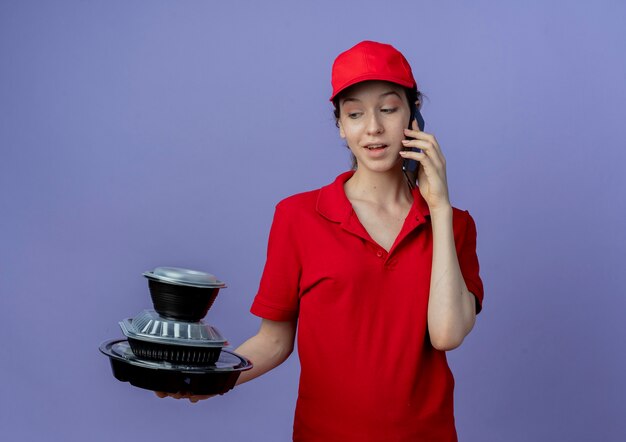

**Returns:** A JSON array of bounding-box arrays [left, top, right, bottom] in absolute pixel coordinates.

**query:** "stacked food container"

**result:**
[[100, 267, 252, 395]]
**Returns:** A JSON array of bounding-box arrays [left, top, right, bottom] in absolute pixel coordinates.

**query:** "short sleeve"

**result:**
[[457, 211, 484, 313], [250, 201, 301, 321]]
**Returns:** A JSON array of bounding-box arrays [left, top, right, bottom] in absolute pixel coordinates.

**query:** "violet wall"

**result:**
[[1, 1, 625, 441]]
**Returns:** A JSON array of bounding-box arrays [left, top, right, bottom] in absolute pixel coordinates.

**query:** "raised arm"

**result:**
[[399, 123, 478, 351]]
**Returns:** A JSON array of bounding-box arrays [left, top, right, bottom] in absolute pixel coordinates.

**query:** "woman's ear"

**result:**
[[338, 120, 346, 139]]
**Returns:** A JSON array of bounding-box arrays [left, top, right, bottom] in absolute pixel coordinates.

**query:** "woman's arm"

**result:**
[[234, 318, 297, 385], [427, 207, 476, 351], [400, 122, 477, 351], [155, 318, 296, 402]]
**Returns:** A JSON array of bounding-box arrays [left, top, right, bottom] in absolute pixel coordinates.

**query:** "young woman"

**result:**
[[159, 40, 484, 442]]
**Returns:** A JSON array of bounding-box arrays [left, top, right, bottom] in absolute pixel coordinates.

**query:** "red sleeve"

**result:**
[[457, 211, 484, 313], [250, 201, 301, 321]]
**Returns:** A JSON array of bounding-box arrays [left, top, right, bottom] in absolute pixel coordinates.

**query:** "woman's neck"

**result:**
[[344, 167, 413, 207]]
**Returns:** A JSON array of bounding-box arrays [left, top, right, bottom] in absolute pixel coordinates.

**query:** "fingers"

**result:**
[[154, 390, 215, 403], [403, 128, 443, 156], [189, 394, 215, 403], [404, 127, 437, 144], [402, 128, 445, 166], [399, 145, 446, 185], [154, 391, 187, 400], [399, 149, 434, 175], [401, 140, 444, 171], [400, 125, 451, 207]]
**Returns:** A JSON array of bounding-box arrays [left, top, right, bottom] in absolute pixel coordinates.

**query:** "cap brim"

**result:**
[[329, 74, 416, 101]]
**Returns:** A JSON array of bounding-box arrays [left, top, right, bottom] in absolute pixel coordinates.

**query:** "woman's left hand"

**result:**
[[399, 119, 451, 211]]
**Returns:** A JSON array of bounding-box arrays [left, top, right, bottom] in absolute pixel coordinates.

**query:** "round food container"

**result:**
[[143, 267, 226, 321], [119, 310, 227, 365], [100, 339, 252, 395]]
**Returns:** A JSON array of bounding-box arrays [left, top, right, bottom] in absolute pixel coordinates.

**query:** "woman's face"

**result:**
[[337, 80, 411, 174]]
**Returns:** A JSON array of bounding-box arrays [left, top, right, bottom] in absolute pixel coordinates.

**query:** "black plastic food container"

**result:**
[[126, 337, 222, 365], [100, 340, 252, 395], [143, 267, 226, 321], [147, 278, 220, 321], [118, 310, 227, 365]]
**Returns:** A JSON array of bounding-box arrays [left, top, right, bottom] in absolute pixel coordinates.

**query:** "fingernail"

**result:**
[[401, 139, 409, 143]]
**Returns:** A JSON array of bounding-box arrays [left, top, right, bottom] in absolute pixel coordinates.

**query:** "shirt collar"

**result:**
[[316, 170, 431, 223]]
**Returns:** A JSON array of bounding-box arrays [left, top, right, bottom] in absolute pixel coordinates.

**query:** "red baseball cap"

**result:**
[[330, 40, 416, 101]]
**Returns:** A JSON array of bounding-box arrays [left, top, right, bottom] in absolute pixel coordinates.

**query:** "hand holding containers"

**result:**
[[100, 267, 252, 395]]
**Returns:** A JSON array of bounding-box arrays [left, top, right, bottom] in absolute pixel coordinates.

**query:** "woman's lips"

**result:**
[[364, 143, 388, 150]]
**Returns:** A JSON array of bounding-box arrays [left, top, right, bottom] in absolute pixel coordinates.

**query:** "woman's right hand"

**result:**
[[154, 391, 216, 403]]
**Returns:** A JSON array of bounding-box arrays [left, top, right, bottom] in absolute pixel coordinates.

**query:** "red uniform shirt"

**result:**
[[251, 171, 484, 441]]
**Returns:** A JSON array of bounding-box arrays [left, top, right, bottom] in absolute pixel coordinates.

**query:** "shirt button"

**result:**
[[376, 250, 384, 258]]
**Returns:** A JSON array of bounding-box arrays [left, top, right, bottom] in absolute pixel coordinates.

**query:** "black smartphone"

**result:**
[[402, 103, 425, 174]]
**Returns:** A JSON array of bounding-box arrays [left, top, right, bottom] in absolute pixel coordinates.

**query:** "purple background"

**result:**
[[1, 1, 625, 441]]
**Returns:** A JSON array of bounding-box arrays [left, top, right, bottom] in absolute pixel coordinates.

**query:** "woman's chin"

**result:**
[[355, 159, 403, 174]]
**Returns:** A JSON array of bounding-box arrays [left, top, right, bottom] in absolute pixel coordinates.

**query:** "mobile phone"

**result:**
[[402, 103, 425, 174]]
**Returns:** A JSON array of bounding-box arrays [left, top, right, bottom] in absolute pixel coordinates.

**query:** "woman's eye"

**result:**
[[347, 112, 362, 119], [381, 107, 398, 114]]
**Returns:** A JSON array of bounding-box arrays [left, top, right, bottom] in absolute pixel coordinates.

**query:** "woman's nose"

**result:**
[[366, 113, 384, 135]]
